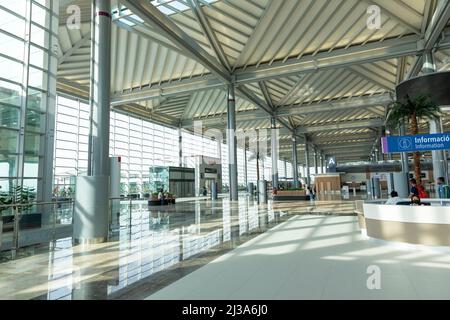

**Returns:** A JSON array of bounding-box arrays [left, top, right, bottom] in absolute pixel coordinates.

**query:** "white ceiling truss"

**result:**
[[57, 0, 450, 163]]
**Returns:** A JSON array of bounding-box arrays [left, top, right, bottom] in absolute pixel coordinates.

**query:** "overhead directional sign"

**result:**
[[381, 133, 450, 153], [327, 156, 337, 173]]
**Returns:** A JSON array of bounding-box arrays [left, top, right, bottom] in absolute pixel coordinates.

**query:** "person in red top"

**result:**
[[417, 183, 429, 199]]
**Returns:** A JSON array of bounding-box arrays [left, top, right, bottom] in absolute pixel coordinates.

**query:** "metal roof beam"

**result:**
[[111, 74, 223, 106], [109, 30, 450, 105], [121, 0, 231, 84], [276, 93, 391, 117], [258, 81, 274, 110], [235, 85, 274, 117], [362, 0, 421, 35], [234, 34, 450, 84], [407, 0, 450, 78], [58, 33, 91, 66], [296, 119, 384, 134], [181, 93, 391, 128], [187, 0, 231, 72]]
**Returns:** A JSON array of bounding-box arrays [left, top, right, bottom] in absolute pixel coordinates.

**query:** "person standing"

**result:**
[[409, 178, 419, 197], [437, 177, 450, 199], [158, 189, 164, 206]]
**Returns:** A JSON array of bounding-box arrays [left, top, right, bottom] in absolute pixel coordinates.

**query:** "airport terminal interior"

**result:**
[[2, 0, 450, 301]]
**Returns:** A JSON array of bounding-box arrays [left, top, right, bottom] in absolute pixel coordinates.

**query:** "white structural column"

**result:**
[[178, 127, 183, 167], [244, 146, 248, 187], [399, 124, 409, 173], [305, 142, 311, 186], [91, 0, 111, 177], [271, 117, 279, 189], [292, 135, 299, 188], [422, 51, 436, 74], [74, 0, 111, 243], [227, 84, 238, 201], [422, 51, 448, 185], [319, 154, 324, 174], [322, 152, 326, 173], [430, 119, 447, 183], [313, 148, 318, 175]]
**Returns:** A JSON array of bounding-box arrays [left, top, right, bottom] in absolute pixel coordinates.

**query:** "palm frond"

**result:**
[[386, 94, 441, 132]]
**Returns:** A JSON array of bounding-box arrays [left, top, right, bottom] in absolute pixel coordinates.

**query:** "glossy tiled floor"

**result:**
[[0, 195, 356, 300], [148, 215, 450, 300], [5, 194, 448, 300]]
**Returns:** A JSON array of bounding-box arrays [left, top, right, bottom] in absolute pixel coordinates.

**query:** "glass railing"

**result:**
[[0, 196, 145, 260], [0, 199, 75, 260]]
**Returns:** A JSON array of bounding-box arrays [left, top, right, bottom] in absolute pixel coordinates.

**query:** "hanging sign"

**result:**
[[381, 133, 450, 153]]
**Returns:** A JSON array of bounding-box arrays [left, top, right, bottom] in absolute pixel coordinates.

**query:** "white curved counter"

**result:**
[[362, 199, 450, 247]]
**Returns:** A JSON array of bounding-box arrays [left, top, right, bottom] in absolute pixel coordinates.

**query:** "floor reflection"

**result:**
[[0, 196, 358, 300]]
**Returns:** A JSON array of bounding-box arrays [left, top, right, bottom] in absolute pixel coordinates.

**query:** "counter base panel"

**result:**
[[366, 218, 450, 247]]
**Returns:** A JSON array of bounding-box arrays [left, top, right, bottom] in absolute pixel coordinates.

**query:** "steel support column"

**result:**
[[422, 51, 448, 185], [305, 143, 311, 186], [430, 119, 448, 184], [91, 0, 111, 177], [284, 159, 287, 184], [313, 149, 318, 175], [178, 127, 183, 167], [74, 0, 111, 243], [322, 152, 326, 173], [227, 84, 238, 201], [399, 124, 409, 174], [292, 136, 299, 188], [244, 146, 248, 188], [271, 117, 279, 189]]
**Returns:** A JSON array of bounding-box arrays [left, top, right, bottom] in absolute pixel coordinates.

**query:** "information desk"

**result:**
[[363, 199, 450, 247]]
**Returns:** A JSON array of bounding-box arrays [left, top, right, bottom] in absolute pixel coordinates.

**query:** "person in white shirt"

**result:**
[[385, 191, 400, 205]]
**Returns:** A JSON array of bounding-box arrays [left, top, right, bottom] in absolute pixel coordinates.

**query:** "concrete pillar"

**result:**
[[305, 143, 311, 186], [271, 117, 279, 189], [74, 0, 111, 243], [292, 135, 299, 188], [227, 84, 238, 201]]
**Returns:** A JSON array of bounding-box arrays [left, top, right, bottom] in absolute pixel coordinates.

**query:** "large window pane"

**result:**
[[0, 128, 18, 153], [0, 104, 19, 129]]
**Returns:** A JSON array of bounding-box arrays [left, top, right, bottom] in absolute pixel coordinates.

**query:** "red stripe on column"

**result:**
[[96, 11, 111, 18]]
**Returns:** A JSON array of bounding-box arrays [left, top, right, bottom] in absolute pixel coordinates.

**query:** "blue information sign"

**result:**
[[381, 133, 450, 153]]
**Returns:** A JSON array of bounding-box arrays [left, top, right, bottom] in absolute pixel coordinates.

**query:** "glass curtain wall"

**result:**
[[0, 0, 58, 207], [53, 94, 297, 196]]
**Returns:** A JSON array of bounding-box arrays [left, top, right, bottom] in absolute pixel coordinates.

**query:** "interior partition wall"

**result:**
[[0, 0, 59, 221]]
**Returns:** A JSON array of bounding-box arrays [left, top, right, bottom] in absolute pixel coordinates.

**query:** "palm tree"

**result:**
[[386, 94, 441, 184]]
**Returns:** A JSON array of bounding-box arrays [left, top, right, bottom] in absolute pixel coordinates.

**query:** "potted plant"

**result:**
[[386, 94, 441, 184]]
